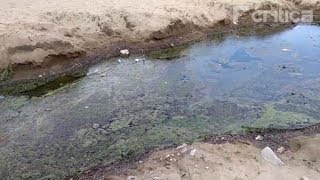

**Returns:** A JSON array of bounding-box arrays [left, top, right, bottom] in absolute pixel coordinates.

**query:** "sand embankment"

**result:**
[[1, 0, 319, 70]]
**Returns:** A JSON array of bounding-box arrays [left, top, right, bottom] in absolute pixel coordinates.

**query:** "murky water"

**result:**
[[1, 25, 320, 179]]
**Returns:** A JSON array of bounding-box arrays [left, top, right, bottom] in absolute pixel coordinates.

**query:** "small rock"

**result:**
[[189, 149, 197, 156], [170, 43, 175, 47], [205, 166, 209, 169], [85, 106, 89, 109], [261, 147, 284, 165], [120, 49, 130, 57], [127, 176, 136, 180], [138, 160, 143, 164], [153, 177, 160, 180], [135, 58, 140, 62], [45, 108, 52, 111], [117, 59, 122, 63], [39, 74, 43, 78], [164, 82, 168, 85], [92, 124, 100, 129], [277, 147, 285, 154], [255, 135, 264, 141]]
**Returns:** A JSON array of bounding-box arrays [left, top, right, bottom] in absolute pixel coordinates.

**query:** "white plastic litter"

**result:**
[[261, 147, 284, 165]]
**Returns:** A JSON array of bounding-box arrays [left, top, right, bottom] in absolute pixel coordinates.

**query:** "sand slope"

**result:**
[[106, 135, 320, 180], [1, 0, 314, 69]]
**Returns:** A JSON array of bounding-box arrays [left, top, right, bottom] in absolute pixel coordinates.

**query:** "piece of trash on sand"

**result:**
[[189, 149, 197, 156], [261, 147, 284, 165]]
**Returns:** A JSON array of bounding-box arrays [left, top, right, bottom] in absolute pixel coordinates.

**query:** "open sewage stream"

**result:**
[[1, 25, 320, 179]]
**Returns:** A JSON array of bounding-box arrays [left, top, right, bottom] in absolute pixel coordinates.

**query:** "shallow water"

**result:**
[[1, 25, 320, 179]]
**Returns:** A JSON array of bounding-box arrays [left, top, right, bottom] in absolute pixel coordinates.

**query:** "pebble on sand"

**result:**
[[277, 147, 285, 154]]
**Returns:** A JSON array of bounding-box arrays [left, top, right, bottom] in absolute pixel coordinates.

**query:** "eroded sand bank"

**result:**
[[0, 0, 319, 69]]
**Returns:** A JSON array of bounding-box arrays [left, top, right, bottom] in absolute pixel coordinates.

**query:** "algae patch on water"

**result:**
[[250, 104, 318, 129], [0, 67, 12, 83], [20, 75, 81, 97], [148, 46, 188, 60]]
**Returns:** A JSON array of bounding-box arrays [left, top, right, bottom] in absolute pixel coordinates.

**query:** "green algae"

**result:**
[[109, 118, 133, 131], [250, 104, 319, 129], [21, 76, 81, 97], [0, 67, 12, 83], [148, 46, 188, 60], [0, 68, 87, 96]]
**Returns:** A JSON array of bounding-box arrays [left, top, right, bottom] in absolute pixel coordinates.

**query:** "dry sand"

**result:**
[[105, 135, 320, 180], [1, 0, 319, 69]]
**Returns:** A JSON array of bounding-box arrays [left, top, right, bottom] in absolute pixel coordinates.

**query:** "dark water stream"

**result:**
[[1, 25, 320, 179]]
